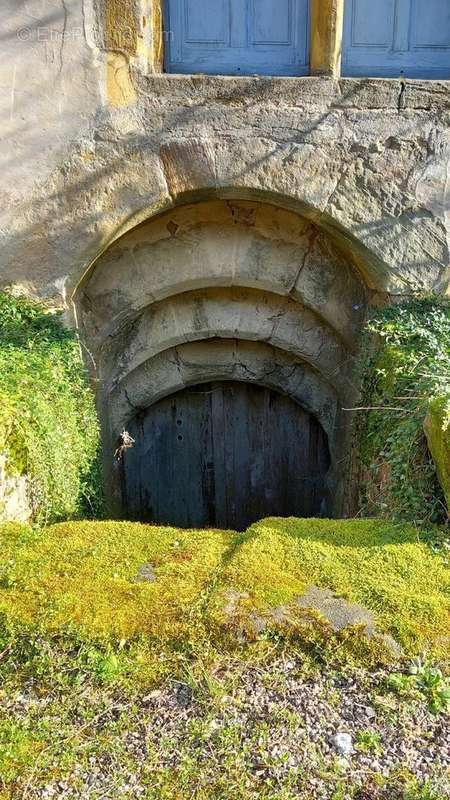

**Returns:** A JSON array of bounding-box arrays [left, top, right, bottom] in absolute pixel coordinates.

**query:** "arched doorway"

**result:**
[[74, 198, 369, 520], [122, 381, 330, 530]]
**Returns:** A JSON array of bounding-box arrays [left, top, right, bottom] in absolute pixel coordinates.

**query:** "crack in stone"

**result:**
[[170, 347, 184, 376], [158, 155, 175, 205], [397, 77, 407, 113], [59, 0, 68, 76], [322, 160, 354, 213], [81, 0, 88, 45], [265, 301, 291, 343], [287, 231, 318, 297]]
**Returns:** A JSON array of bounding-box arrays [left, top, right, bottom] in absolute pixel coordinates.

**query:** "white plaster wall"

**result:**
[[0, 0, 101, 284]]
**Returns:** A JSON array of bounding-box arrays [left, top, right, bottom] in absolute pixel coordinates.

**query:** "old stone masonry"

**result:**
[[1, 0, 449, 525]]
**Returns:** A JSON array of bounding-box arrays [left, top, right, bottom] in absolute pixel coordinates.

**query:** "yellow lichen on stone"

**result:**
[[150, 0, 164, 72], [103, 0, 142, 106], [310, 0, 344, 77], [106, 51, 137, 107], [105, 0, 139, 55]]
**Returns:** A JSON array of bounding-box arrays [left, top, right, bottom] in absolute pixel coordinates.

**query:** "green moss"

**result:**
[[0, 720, 44, 786], [0, 291, 101, 522], [0, 521, 233, 639], [0, 518, 448, 685], [217, 518, 449, 658], [424, 395, 450, 514]]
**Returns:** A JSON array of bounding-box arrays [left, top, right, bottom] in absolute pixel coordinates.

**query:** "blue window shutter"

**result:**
[[164, 0, 310, 76], [184, 0, 230, 45], [343, 0, 450, 78]]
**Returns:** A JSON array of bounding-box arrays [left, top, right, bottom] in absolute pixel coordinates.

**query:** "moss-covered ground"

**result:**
[[1, 518, 449, 673], [0, 518, 449, 798], [0, 518, 450, 800]]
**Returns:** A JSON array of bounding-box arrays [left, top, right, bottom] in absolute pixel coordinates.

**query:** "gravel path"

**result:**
[[11, 656, 448, 800]]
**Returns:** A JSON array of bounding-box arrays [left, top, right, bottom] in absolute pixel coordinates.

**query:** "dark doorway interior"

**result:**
[[122, 381, 330, 531]]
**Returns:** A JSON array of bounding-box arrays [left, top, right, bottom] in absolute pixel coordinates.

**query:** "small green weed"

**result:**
[[0, 720, 44, 784], [354, 772, 444, 800], [387, 656, 450, 715], [79, 645, 123, 684], [404, 779, 444, 800], [355, 730, 383, 754]]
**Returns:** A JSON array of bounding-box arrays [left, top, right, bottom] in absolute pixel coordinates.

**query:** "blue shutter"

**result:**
[[343, 0, 450, 78], [184, 0, 230, 45], [164, 0, 310, 75]]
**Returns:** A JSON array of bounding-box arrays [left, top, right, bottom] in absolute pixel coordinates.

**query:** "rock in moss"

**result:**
[[134, 562, 157, 583], [424, 396, 450, 517], [226, 585, 402, 659], [0, 452, 32, 523]]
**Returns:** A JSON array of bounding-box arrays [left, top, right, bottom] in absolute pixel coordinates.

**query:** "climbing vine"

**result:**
[[0, 291, 102, 523], [357, 299, 450, 525]]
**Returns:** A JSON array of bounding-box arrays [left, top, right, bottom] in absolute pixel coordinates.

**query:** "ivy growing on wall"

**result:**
[[357, 299, 450, 525], [0, 291, 102, 523]]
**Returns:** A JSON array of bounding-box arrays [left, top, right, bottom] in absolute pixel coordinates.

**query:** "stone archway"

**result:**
[[75, 198, 369, 524]]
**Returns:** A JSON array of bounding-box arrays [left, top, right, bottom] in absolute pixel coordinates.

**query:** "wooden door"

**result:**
[[123, 381, 330, 530], [343, 0, 450, 78], [164, 0, 310, 76]]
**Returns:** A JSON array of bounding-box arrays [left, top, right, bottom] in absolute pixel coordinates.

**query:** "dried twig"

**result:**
[[342, 406, 409, 412]]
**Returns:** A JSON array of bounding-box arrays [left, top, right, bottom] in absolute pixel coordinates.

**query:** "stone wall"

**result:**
[[0, 1, 449, 518], [0, 1, 448, 307]]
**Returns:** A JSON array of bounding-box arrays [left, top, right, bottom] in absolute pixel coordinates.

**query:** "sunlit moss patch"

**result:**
[[0, 518, 448, 686], [216, 518, 450, 659]]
